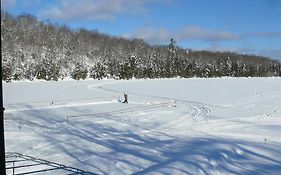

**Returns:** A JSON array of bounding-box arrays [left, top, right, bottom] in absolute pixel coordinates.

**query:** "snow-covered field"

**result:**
[[3, 78, 281, 175]]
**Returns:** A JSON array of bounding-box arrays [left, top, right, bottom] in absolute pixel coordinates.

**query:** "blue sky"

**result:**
[[2, 0, 281, 60]]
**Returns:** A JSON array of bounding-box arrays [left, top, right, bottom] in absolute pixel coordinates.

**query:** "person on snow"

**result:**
[[123, 93, 128, 103]]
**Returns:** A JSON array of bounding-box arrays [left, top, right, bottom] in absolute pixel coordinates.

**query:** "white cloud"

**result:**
[[240, 32, 281, 39], [41, 0, 164, 21], [131, 27, 171, 42], [131, 26, 281, 60], [178, 27, 237, 41], [131, 26, 238, 43], [2, 0, 16, 9]]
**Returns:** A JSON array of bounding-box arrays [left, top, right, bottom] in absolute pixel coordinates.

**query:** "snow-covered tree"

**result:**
[[71, 62, 88, 80], [1, 11, 280, 82]]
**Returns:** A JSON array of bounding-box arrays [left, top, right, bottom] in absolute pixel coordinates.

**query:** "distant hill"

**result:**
[[1, 11, 281, 82]]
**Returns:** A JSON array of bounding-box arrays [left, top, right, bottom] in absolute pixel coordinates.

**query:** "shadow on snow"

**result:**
[[8, 105, 281, 175]]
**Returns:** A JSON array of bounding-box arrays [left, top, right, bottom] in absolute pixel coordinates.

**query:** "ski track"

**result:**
[[4, 98, 116, 113], [5, 81, 278, 143], [94, 85, 212, 129], [4, 79, 281, 175], [5, 81, 217, 159], [6, 86, 213, 162], [66, 102, 168, 120]]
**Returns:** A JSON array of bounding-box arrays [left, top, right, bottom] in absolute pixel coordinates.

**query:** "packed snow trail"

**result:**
[[94, 85, 213, 127], [4, 78, 281, 175], [67, 102, 168, 120]]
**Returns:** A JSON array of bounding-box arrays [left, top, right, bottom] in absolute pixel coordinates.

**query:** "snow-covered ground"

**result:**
[[3, 78, 281, 175]]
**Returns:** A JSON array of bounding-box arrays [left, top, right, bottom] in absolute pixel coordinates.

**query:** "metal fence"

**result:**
[[5, 152, 98, 175]]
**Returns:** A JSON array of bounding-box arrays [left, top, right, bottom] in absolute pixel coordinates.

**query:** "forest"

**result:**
[[1, 11, 281, 82]]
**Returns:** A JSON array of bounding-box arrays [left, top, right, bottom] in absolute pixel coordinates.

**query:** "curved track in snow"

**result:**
[[93, 85, 212, 129], [4, 79, 281, 175]]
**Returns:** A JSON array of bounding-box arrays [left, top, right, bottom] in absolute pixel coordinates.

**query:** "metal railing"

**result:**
[[5, 152, 98, 175]]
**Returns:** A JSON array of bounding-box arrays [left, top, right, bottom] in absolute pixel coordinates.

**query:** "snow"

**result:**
[[3, 78, 281, 175]]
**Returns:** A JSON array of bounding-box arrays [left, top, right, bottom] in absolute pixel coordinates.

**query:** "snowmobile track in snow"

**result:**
[[66, 102, 168, 121], [96, 86, 212, 120]]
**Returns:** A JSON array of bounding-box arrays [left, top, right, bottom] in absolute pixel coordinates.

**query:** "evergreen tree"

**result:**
[[1, 11, 280, 81], [35, 59, 60, 81], [223, 56, 232, 76], [2, 61, 13, 82], [71, 62, 88, 80], [90, 62, 106, 80]]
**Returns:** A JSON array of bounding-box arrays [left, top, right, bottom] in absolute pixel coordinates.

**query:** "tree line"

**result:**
[[1, 11, 281, 82]]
